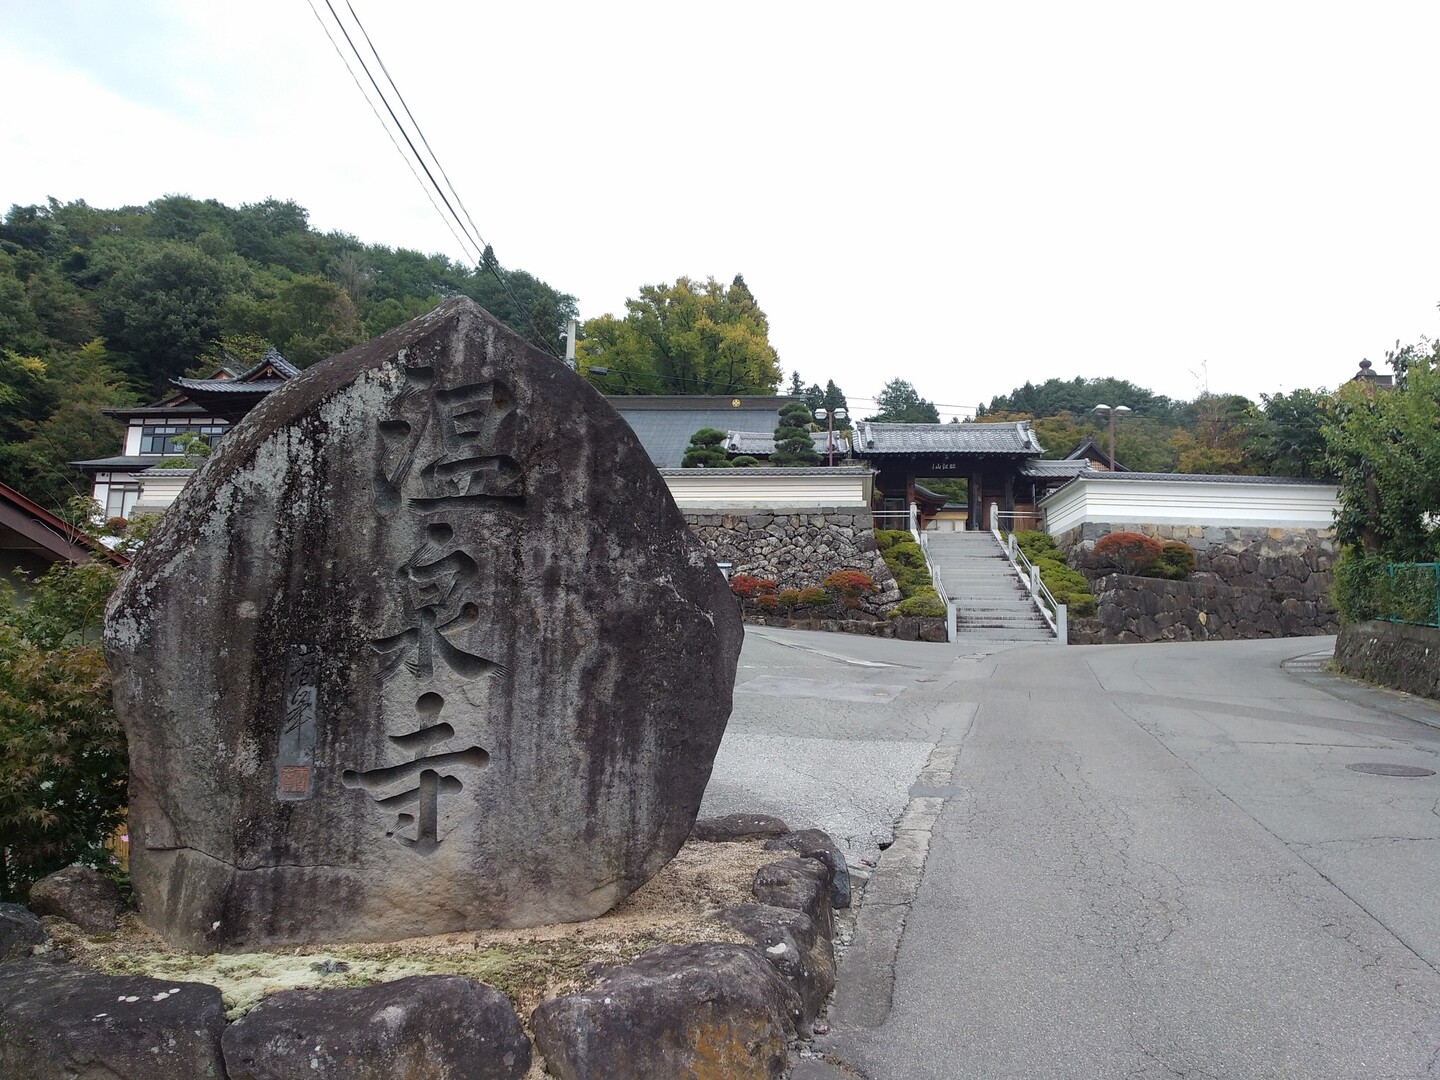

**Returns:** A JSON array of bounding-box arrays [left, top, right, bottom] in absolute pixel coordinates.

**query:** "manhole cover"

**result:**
[[1346, 763, 1436, 777]]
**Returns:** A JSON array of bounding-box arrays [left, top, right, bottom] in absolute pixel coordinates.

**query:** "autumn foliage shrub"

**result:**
[[1094, 531, 1164, 574], [822, 570, 878, 608], [728, 573, 776, 600], [798, 587, 828, 607]]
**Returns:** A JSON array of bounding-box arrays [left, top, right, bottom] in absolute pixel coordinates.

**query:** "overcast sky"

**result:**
[[4, 2, 1437, 419]]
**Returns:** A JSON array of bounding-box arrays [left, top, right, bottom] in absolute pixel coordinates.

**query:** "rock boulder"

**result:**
[[106, 299, 743, 950], [0, 960, 226, 1079], [531, 942, 800, 1078], [222, 974, 529, 1079]]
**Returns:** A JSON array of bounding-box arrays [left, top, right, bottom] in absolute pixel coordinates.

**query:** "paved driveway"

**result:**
[[717, 631, 1440, 1079]]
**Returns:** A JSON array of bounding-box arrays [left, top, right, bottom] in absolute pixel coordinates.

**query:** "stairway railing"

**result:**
[[910, 502, 955, 643], [989, 502, 1066, 645]]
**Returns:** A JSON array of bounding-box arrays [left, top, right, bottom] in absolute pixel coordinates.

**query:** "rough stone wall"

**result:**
[[682, 508, 901, 616], [1056, 522, 1340, 644], [1334, 620, 1440, 701]]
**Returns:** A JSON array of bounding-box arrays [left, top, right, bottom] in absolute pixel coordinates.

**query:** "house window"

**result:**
[[139, 422, 227, 455], [104, 484, 142, 520]]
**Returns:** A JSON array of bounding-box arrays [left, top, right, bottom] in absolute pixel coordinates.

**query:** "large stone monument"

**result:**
[[106, 299, 743, 952]]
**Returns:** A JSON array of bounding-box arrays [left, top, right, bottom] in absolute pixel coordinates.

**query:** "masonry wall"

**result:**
[[682, 507, 901, 616], [1055, 521, 1340, 644], [1334, 620, 1440, 701]]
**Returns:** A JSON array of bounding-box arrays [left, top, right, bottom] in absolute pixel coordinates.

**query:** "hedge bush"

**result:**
[[1011, 531, 1098, 618], [1148, 541, 1196, 581], [891, 593, 947, 618]]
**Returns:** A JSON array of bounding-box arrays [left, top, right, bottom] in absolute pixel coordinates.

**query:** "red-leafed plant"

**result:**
[[822, 569, 878, 608], [1094, 531, 1164, 574], [729, 573, 776, 600]]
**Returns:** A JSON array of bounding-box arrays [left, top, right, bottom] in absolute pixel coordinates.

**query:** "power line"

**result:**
[[306, 0, 565, 356]]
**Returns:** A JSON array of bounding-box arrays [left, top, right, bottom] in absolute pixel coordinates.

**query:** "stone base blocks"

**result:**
[[2, 825, 845, 1080]]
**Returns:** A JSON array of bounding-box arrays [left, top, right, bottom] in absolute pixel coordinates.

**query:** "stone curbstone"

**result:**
[[530, 942, 801, 1079], [0, 959, 227, 1080], [222, 974, 530, 1080]]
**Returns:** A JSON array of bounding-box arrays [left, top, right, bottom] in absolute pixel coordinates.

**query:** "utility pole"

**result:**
[[815, 407, 848, 466], [1092, 403, 1131, 471]]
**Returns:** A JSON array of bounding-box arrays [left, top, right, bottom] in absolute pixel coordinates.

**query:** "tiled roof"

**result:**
[[854, 421, 1043, 456], [70, 455, 161, 472], [724, 430, 850, 456], [607, 397, 801, 468], [172, 379, 287, 394], [1019, 459, 1090, 478], [1069, 470, 1335, 485], [658, 466, 870, 476]]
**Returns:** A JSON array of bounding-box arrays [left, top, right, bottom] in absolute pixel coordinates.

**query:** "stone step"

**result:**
[[951, 629, 1059, 643]]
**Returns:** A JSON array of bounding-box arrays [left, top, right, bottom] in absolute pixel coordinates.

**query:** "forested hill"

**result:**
[[975, 375, 1334, 478], [0, 195, 577, 511]]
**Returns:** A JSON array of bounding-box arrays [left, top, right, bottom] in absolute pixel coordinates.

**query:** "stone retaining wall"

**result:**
[[683, 507, 901, 616], [1334, 620, 1440, 701], [1070, 573, 1339, 644], [1056, 522, 1340, 644]]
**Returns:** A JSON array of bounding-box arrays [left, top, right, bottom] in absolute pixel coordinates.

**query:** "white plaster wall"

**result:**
[[1041, 477, 1339, 533]]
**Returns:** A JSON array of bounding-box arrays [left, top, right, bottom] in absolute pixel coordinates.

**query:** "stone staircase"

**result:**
[[923, 531, 1058, 643]]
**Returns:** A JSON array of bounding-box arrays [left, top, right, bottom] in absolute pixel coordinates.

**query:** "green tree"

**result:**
[[867, 379, 940, 423], [0, 559, 127, 901], [681, 427, 732, 468], [0, 342, 134, 509], [579, 275, 782, 395], [1248, 388, 1331, 478], [1169, 393, 1257, 474], [98, 241, 229, 392], [772, 401, 820, 466], [1324, 341, 1440, 561]]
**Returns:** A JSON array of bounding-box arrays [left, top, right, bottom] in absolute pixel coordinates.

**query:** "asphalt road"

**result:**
[[717, 630, 1440, 1080]]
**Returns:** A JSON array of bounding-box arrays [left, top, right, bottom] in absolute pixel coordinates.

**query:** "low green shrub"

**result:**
[[729, 455, 760, 468], [874, 529, 912, 551], [886, 542, 926, 571], [798, 586, 828, 607], [1033, 556, 1097, 618], [890, 593, 947, 618], [1146, 541, 1196, 581], [1014, 530, 1060, 561]]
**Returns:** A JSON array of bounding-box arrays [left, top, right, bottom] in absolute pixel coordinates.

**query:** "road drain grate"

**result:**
[[1345, 762, 1436, 777]]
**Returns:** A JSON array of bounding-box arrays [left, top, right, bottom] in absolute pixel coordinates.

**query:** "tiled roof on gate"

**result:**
[[854, 421, 1043, 456]]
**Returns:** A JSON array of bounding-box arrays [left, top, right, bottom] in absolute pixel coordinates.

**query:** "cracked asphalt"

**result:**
[[715, 630, 1440, 1079]]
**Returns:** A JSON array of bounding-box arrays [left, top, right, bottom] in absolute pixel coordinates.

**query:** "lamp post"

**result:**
[[1091, 403, 1131, 471], [814, 407, 848, 466]]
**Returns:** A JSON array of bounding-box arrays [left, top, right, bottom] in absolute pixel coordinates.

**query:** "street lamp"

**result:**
[[1091, 404, 1131, 471], [814, 407, 848, 466]]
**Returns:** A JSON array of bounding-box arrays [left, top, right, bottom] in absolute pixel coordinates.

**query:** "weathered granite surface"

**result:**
[[0, 904, 47, 962], [105, 299, 743, 951], [531, 942, 801, 1079], [222, 975, 529, 1079], [28, 864, 126, 934], [0, 960, 227, 1080]]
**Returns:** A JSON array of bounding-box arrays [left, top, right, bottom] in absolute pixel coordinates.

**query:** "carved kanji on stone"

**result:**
[[106, 299, 743, 951]]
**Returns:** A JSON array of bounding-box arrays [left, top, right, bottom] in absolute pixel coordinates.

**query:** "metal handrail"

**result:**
[[990, 502, 1066, 644], [909, 502, 955, 643]]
